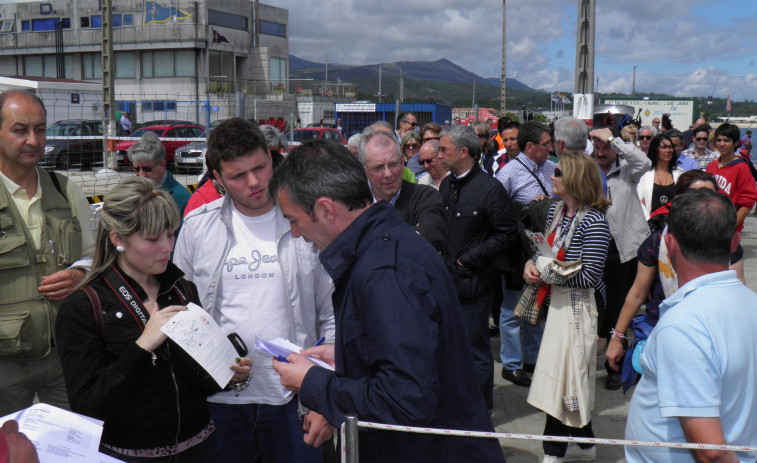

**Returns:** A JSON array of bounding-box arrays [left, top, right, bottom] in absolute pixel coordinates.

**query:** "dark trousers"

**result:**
[[599, 239, 638, 340], [542, 414, 595, 457], [459, 293, 495, 412], [207, 397, 322, 463]]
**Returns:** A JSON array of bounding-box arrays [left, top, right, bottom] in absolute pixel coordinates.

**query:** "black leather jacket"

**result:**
[[440, 163, 517, 298]]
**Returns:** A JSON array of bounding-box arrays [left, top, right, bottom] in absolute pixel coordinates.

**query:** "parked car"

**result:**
[[285, 128, 346, 148], [174, 129, 211, 173], [41, 120, 121, 170], [115, 123, 205, 168], [131, 119, 199, 132]]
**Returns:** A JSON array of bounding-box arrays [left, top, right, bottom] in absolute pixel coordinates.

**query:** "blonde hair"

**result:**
[[620, 125, 638, 144], [81, 177, 179, 287], [471, 121, 492, 155], [559, 151, 611, 212]]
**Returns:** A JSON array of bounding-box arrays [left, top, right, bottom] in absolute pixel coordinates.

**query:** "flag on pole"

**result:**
[[726, 94, 732, 113]]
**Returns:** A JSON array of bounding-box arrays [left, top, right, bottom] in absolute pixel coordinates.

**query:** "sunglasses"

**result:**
[[421, 153, 439, 165], [133, 165, 154, 173], [695, 137, 708, 141], [639, 135, 652, 140], [402, 121, 418, 127], [477, 133, 489, 139], [553, 167, 563, 177], [404, 143, 420, 150]]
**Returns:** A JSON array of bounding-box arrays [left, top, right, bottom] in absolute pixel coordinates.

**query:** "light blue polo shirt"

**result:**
[[625, 270, 757, 462]]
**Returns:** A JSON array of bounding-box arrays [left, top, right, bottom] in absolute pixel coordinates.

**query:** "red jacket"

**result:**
[[706, 157, 757, 231]]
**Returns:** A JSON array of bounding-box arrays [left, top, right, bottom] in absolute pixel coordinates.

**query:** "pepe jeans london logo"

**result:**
[[224, 250, 279, 280]]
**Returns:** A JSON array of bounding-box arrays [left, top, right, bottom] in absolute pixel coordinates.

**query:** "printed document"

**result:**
[[160, 302, 238, 388], [0, 403, 122, 462]]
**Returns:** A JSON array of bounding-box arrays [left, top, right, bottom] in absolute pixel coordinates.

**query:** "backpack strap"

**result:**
[[82, 286, 103, 337], [47, 170, 69, 205]]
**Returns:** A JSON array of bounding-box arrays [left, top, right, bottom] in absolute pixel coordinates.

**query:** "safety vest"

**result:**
[[0, 169, 83, 360], [492, 133, 505, 152]]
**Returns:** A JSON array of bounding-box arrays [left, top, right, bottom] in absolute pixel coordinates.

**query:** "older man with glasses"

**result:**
[[395, 111, 418, 140], [127, 131, 191, 220], [418, 140, 449, 190], [360, 131, 446, 252]]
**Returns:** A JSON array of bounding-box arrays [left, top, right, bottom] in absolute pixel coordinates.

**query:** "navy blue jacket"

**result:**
[[300, 202, 504, 463]]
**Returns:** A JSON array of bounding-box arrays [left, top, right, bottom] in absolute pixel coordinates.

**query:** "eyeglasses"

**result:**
[[365, 161, 402, 175], [639, 135, 652, 140], [535, 139, 553, 148], [477, 133, 489, 139], [553, 167, 563, 177], [404, 143, 420, 150], [133, 165, 154, 173], [695, 137, 708, 141], [423, 136, 440, 143], [402, 121, 418, 127], [421, 154, 439, 165]]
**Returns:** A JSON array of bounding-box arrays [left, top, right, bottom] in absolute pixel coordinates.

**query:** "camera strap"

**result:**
[[103, 266, 191, 331]]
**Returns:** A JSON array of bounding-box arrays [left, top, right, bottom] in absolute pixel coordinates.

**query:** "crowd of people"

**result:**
[[1, 87, 756, 463]]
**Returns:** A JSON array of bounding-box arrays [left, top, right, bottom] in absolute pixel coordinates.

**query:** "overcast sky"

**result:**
[[268, 0, 757, 102]]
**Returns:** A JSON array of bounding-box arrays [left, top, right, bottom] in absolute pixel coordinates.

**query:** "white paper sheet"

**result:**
[[255, 335, 335, 371], [0, 403, 122, 462], [160, 302, 238, 388]]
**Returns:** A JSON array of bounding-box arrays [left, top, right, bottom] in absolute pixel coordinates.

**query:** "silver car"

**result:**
[[174, 129, 209, 173]]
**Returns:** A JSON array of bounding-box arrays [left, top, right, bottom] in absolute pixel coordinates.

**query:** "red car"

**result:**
[[116, 123, 205, 167], [286, 128, 347, 148]]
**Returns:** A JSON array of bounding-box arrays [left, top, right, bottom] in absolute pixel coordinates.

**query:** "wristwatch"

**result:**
[[606, 135, 615, 144]]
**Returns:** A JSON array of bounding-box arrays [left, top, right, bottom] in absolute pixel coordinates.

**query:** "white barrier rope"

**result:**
[[355, 421, 757, 453], [340, 423, 346, 463]]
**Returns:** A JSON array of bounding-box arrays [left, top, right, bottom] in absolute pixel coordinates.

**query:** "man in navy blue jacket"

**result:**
[[269, 140, 505, 462]]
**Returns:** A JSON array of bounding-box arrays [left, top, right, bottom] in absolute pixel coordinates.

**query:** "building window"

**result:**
[[28, 18, 71, 31], [82, 53, 102, 79], [22, 20, 30, 31], [0, 20, 14, 33], [259, 20, 286, 38], [23, 54, 73, 78], [123, 14, 134, 26], [142, 101, 177, 111], [208, 10, 247, 31], [269, 57, 286, 85], [80, 17, 90, 28], [92, 15, 102, 28], [141, 50, 195, 78], [115, 52, 136, 78]]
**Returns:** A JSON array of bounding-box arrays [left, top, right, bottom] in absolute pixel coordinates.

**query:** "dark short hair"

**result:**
[[396, 112, 415, 130], [517, 121, 549, 153], [693, 125, 711, 138], [0, 90, 47, 127], [206, 118, 268, 174], [666, 129, 683, 142], [497, 116, 513, 133], [268, 140, 372, 216], [500, 121, 520, 133], [647, 134, 678, 171], [668, 189, 735, 265], [714, 123, 740, 145], [675, 170, 717, 196]]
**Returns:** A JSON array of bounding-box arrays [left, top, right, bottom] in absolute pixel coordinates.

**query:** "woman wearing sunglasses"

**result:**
[[637, 134, 684, 220], [523, 152, 611, 463]]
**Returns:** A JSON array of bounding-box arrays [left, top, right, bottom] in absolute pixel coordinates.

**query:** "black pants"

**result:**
[[599, 239, 638, 340], [542, 414, 594, 457]]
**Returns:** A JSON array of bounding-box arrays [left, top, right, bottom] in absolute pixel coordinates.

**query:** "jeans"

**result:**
[[459, 293, 494, 412], [99, 434, 216, 463], [207, 397, 322, 463], [498, 284, 544, 370]]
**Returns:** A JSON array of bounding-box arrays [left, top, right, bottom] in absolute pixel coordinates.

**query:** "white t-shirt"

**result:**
[[209, 205, 292, 405]]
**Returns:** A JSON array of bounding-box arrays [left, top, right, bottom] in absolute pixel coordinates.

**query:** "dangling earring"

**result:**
[[116, 245, 125, 253]]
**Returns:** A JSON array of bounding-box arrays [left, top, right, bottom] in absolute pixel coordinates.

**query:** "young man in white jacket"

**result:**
[[174, 118, 335, 462]]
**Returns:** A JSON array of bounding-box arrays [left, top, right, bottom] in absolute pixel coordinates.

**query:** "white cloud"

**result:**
[[268, 0, 757, 100]]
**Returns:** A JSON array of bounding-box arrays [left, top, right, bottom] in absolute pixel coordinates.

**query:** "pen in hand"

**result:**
[[312, 337, 325, 347]]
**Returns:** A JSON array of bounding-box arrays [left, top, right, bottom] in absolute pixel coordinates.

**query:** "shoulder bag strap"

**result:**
[[82, 286, 103, 337], [514, 157, 550, 196]]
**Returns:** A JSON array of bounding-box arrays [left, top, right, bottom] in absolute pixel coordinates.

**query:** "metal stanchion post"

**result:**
[[344, 415, 359, 463]]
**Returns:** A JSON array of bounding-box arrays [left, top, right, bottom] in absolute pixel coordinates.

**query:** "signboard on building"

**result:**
[[604, 99, 695, 131], [336, 103, 376, 112]]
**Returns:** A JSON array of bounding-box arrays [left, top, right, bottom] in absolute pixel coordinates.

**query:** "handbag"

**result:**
[[514, 282, 547, 325]]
